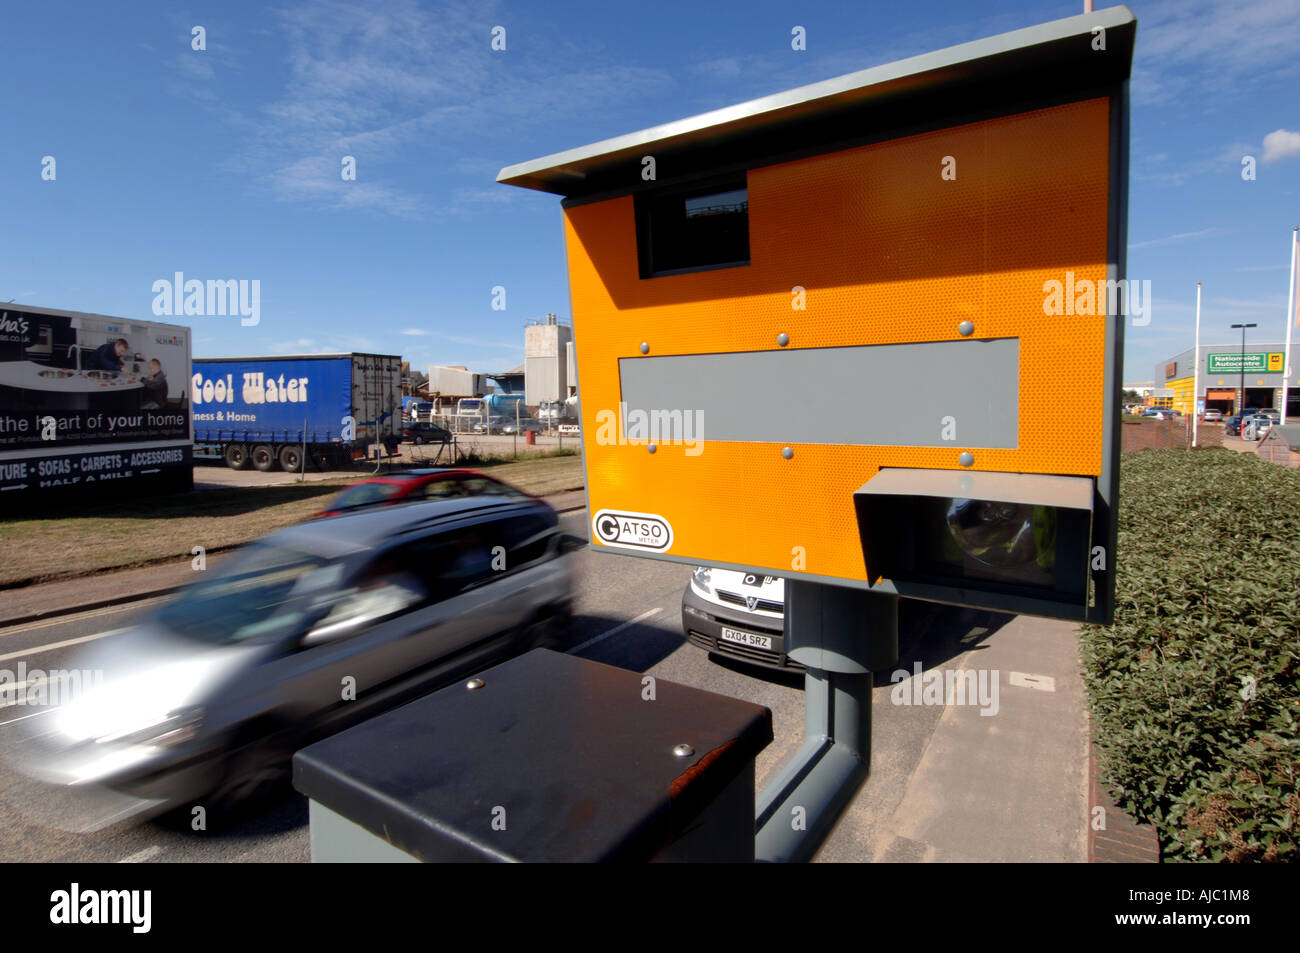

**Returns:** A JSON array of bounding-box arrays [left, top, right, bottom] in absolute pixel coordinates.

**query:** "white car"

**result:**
[[1246, 416, 1273, 441], [680, 567, 797, 670]]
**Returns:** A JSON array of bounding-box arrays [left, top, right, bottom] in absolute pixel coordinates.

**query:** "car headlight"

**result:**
[[96, 707, 205, 748], [58, 700, 205, 749], [691, 567, 712, 594]]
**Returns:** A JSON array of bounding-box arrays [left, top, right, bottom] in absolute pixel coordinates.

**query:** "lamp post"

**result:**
[[1230, 323, 1257, 414]]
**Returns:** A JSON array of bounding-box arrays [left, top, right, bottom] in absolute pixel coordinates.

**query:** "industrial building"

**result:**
[[523, 314, 574, 407], [408, 315, 578, 421], [1154, 343, 1297, 416]]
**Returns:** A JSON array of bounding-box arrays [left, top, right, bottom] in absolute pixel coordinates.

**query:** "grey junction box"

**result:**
[[293, 649, 773, 862]]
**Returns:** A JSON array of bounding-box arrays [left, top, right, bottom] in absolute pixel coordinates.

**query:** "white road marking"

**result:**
[[1009, 671, 1056, 692], [0, 630, 123, 665], [0, 707, 57, 727], [0, 598, 164, 638], [117, 845, 163, 863], [570, 607, 662, 654]]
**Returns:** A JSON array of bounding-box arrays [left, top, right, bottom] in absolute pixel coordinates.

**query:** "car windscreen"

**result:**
[[153, 544, 342, 645], [330, 482, 404, 509]]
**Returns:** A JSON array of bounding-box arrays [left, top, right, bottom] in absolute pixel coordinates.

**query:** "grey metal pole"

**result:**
[[754, 581, 898, 862], [1231, 322, 1258, 414]]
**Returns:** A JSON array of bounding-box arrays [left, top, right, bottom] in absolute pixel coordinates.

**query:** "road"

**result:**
[[0, 510, 1039, 863], [192, 434, 579, 490]]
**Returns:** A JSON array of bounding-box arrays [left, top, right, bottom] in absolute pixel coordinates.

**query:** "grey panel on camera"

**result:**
[[617, 339, 1019, 447], [857, 468, 1093, 510]]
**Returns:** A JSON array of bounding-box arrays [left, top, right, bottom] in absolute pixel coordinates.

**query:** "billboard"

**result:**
[[0, 306, 192, 493], [1207, 352, 1284, 374]]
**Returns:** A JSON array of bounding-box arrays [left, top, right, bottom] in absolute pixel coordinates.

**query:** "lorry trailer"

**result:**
[[192, 353, 401, 470]]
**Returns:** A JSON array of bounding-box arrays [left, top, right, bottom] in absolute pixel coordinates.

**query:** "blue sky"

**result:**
[[1, 0, 1297, 383]]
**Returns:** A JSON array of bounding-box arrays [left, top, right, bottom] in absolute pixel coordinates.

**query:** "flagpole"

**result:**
[[1193, 282, 1201, 447], [1283, 227, 1298, 425]]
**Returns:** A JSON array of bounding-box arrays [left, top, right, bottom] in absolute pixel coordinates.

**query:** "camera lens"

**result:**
[[944, 499, 1046, 568]]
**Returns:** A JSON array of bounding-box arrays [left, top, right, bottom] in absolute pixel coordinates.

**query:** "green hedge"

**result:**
[[1081, 448, 1300, 861]]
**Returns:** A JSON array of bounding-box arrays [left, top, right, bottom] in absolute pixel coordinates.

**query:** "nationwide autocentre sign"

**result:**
[[1207, 352, 1284, 374]]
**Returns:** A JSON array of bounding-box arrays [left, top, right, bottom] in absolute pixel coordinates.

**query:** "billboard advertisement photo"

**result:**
[[0, 305, 193, 496]]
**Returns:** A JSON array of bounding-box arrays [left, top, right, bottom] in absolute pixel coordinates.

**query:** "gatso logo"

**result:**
[[592, 509, 674, 552]]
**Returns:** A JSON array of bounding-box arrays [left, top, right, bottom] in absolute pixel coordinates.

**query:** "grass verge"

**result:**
[[0, 455, 584, 588]]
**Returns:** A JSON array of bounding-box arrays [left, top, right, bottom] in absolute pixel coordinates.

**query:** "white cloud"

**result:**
[[222, 0, 676, 219], [1132, 0, 1300, 106], [1209, 295, 1287, 309], [265, 154, 428, 219], [1130, 228, 1219, 249], [692, 57, 744, 81], [1261, 129, 1300, 163], [432, 330, 520, 348], [1133, 139, 1261, 187]]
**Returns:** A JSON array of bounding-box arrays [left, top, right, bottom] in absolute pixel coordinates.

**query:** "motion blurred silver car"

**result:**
[[11, 496, 575, 819]]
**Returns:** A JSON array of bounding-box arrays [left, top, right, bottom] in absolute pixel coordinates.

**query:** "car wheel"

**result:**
[[204, 734, 295, 825], [223, 443, 251, 470], [414, 436, 424, 445], [251, 444, 278, 472], [514, 604, 572, 653], [278, 444, 305, 473]]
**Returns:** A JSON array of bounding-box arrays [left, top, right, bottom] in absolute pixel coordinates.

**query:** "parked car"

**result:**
[[402, 421, 452, 445], [1142, 407, 1173, 420], [471, 416, 511, 434], [1244, 415, 1273, 441], [315, 468, 525, 518], [681, 567, 799, 671], [9, 496, 578, 819], [499, 418, 543, 435], [1225, 414, 1244, 436], [1201, 409, 1223, 423]]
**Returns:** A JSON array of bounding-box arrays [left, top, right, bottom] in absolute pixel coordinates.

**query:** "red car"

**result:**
[[315, 468, 527, 518]]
